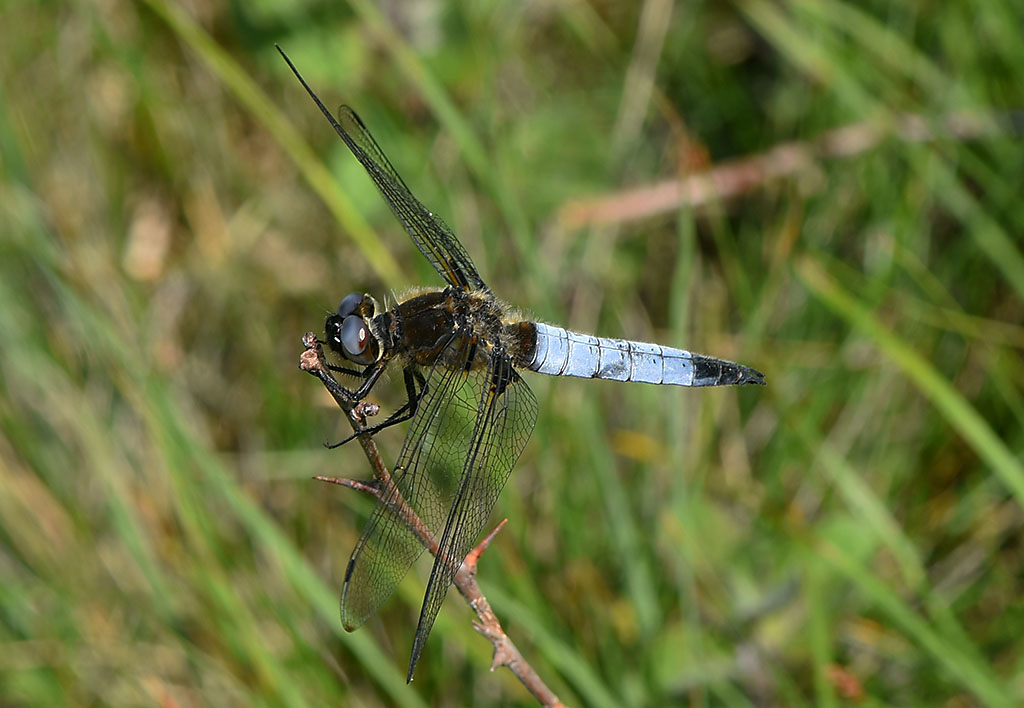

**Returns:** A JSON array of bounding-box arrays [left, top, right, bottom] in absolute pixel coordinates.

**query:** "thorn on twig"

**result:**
[[313, 475, 380, 498], [490, 641, 517, 672], [469, 621, 512, 672], [464, 518, 508, 573]]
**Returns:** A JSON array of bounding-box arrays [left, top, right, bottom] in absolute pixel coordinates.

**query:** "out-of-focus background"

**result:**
[[2, 1, 1023, 705]]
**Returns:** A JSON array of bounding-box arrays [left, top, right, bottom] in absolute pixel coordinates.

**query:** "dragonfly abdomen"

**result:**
[[526, 322, 764, 387]]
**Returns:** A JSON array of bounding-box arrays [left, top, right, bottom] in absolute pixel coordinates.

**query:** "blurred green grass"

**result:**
[[2, 0, 1023, 705]]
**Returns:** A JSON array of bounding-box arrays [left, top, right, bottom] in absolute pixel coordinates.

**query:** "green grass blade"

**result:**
[[797, 255, 1024, 510], [139, 0, 404, 287], [813, 537, 1013, 707]]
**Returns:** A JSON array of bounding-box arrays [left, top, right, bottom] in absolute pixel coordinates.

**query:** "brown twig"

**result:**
[[557, 109, 1008, 229], [301, 333, 565, 707]]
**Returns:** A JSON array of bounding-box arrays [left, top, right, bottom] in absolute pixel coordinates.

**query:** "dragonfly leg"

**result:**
[[315, 359, 387, 404], [325, 363, 365, 378], [325, 368, 427, 449], [349, 361, 389, 399]]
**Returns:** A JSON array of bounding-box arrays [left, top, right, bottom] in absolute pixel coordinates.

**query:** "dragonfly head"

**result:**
[[325, 292, 380, 366]]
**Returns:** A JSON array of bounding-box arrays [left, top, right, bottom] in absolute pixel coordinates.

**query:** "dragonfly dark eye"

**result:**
[[337, 292, 364, 318], [341, 315, 376, 363]]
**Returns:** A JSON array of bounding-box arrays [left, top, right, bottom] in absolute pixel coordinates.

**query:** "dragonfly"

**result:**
[[278, 46, 765, 681]]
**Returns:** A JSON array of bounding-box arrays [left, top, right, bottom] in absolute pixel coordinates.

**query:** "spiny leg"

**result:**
[[314, 356, 389, 405], [325, 362, 365, 378], [326, 368, 427, 449]]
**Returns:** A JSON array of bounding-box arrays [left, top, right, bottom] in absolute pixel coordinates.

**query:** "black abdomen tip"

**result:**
[[693, 356, 766, 387]]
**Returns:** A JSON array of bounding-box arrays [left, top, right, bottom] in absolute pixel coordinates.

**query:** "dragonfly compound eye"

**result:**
[[341, 315, 377, 364], [337, 292, 365, 318]]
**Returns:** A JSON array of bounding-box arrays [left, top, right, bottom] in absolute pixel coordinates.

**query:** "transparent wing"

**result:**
[[407, 354, 537, 680], [339, 337, 536, 647], [335, 106, 488, 293], [339, 337, 474, 630], [277, 47, 487, 292]]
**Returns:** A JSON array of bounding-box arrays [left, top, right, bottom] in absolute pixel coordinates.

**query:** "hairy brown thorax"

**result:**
[[372, 287, 538, 373]]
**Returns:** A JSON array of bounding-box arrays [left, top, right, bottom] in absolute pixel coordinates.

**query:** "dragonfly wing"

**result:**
[[335, 106, 488, 293], [407, 354, 537, 680], [277, 47, 486, 291], [339, 336, 512, 630]]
